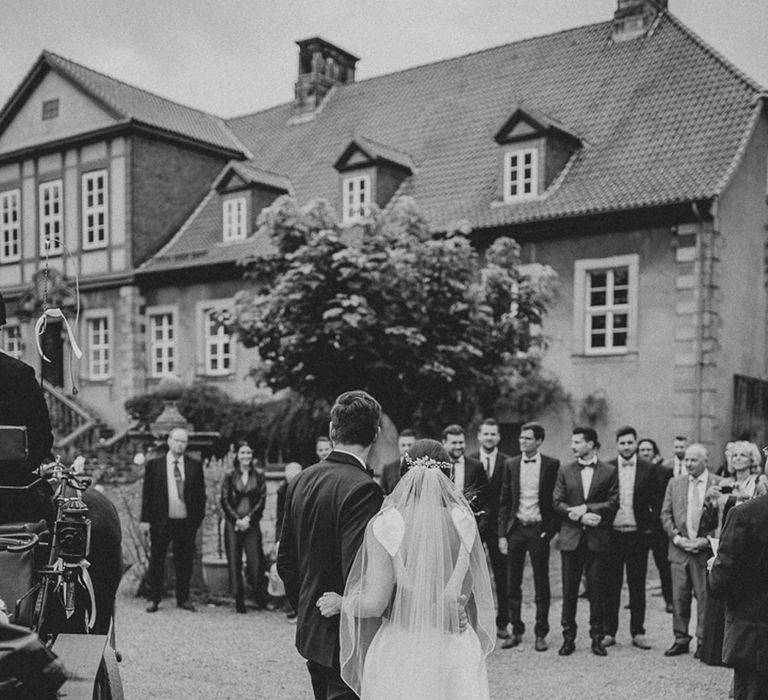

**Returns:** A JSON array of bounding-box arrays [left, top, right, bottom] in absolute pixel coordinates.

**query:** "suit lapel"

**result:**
[[586, 462, 600, 501], [570, 463, 586, 502]]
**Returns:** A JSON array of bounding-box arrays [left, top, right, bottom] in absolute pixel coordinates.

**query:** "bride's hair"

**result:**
[[401, 439, 452, 478]]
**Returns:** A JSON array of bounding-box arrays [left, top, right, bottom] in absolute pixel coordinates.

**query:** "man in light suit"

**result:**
[[140, 427, 206, 612], [710, 493, 768, 699], [469, 418, 513, 640], [498, 421, 560, 651], [603, 425, 658, 650], [278, 391, 383, 700], [660, 443, 719, 657], [553, 426, 619, 657], [379, 428, 416, 495]]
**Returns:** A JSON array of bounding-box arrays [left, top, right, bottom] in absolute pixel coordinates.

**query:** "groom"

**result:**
[[278, 390, 384, 700]]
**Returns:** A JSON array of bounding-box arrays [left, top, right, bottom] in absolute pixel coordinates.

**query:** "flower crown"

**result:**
[[404, 454, 453, 471]]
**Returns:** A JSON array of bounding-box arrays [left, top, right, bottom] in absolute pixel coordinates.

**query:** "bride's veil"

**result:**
[[339, 441, 495, 695]]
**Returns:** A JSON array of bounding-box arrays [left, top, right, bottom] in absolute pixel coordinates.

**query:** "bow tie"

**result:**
[[522, 457, 537, 464], [578, 459, 597, 468], [620, 460, 634, 468]]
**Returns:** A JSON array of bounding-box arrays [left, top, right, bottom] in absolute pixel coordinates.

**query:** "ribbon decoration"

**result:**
[[34, 308, 82, 362], [52, 557, 97, 629]]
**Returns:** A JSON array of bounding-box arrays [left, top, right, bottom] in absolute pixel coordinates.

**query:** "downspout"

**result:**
[[692, 198, 718, 443]]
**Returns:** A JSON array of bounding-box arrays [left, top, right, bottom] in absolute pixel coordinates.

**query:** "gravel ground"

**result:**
[[115, 578, 731, 700]]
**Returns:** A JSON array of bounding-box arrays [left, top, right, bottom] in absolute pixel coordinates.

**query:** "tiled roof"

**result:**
[[222, 12, 762, 232], [41, 51, 245, 153]]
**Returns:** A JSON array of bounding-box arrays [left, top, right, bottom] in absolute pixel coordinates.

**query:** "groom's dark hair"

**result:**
[[330, 390, 381, 447]]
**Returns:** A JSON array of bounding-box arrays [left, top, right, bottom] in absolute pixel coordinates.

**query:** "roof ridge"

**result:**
[[43, 50, 228, 122], [658, 10, 764, 93]]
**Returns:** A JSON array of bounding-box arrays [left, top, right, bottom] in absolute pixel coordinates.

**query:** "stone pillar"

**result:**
[[116, 285, 146, 426]]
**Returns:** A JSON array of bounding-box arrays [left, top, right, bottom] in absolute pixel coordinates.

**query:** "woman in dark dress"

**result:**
[[700, 441, 767, 665], [220, 441, 268, 612]]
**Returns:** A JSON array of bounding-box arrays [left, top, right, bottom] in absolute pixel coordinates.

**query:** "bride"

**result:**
[[317, 439, 495, 700]]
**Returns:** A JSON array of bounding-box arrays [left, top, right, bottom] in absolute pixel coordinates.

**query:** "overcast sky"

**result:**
[[3, 0, 767, 119]]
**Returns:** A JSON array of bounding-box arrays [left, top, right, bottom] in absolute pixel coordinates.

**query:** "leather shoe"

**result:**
[[602, 635, 616, 647], [632, 635, 651, 650], [496, 627, 510, 640], [501, 633, 522, 649], [177, 601, 197, 612], [591, 638, 608, 656], [558, 640, 575, 656], [534, 637, 548, 652], [665, 603, 674, 614], [145, 602, 159, 613], [664, 642, 689, 656]]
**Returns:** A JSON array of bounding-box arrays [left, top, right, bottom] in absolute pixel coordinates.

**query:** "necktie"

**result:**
[[689, 477, 702, 536], [485, 456, 492, 478], [173, 459, 185, 504]]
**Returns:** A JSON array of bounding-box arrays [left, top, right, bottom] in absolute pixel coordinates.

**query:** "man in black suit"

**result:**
[[553, 426, 619, 657], [140, 427, 205, 613], [603, 425, 657, 650], [442, 424, 488, 524], [710, 493, 768, 700], [0, 292, 55, 524], [379, 428, 416, 495], [467, 418, 512, 639], [498, 421, 560, 651], [278, 391, 383, 700]]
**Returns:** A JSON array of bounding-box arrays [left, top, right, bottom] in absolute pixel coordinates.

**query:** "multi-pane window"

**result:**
[[203, 308, 231, 375], [39, 180, 63, 255], [87, 316, 110, 379], [586, 266, 630, 352], [342, 175, 370, 223], [222, 197, 247, 241], [0, 189, 21, 263], [503, 148, 538, 202], [2, 324, 22, 359], [82, 170, 108, 249], [149, 312, 175, 377], [42, 99, 59, 120]]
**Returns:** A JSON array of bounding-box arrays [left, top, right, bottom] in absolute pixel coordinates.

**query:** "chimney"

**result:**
[[293, 37, 359, 116], [612, 0, 668, 42]]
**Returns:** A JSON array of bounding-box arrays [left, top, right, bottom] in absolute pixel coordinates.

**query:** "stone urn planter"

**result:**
[[202, 556, 230, 597]]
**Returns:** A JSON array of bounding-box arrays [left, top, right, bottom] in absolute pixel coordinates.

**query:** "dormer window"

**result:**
[[342, 175, 370, 223], [503, 148, 538, 202], [223, 197, 247, 241]]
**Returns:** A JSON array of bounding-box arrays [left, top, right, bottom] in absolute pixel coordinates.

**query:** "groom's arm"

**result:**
[[339, 481, 383, 580]]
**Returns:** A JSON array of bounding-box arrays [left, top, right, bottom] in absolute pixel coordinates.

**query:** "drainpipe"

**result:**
[[692, 198, 718, 444]]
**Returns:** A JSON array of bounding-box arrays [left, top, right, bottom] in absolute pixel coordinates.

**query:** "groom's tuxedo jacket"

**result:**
[[277, 449, 383, 668]]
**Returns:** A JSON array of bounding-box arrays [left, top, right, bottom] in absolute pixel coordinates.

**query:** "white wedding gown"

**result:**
[[341, 496, 493, 700]]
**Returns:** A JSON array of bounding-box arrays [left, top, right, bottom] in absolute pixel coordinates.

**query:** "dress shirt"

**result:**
[[516, 452, 542, 523], [686, 472, 707, 537], [479, 448, 498, 479], [333, 447, 368, 471], [613, 454, 637, 531], [577, 457, 597, 497], [673, 457, 685, 478], [453, 456, 465, 493], [165, 452, 188, 520]]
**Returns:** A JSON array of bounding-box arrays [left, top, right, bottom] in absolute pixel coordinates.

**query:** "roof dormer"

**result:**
[[213, 162, 292, 242], [333, 135, 413, 223], [494, 104, 582, 204]]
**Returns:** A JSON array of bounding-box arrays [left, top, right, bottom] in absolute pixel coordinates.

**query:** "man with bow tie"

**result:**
[[497, 422, 560, 651], [660, 443, 719, 658], [442, 424, 488, 531], [553, 426, 619, 657], [603, 426, 658, 650], [140, 427, 206, 613]]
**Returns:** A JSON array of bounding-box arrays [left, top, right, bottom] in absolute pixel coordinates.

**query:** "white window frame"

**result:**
[[342, 175, 371, 223], [39, 180, 63, 255], [1, 322, 23, 360], [222, 197, 248, 242], [82, 170, 109, 250], [503, 148, 538, 202], [0, 189, 21, 263], [147, 306, 177, 378], [197, 300, 234, 377], [84, 310, 112, 380], [573, 254, 639, 356]]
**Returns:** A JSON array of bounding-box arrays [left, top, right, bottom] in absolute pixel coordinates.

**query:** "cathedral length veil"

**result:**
[[339, 460, 495, 697]]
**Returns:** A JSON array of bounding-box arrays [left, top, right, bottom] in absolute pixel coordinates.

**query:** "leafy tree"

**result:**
[[232, 196, 561, 435]]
